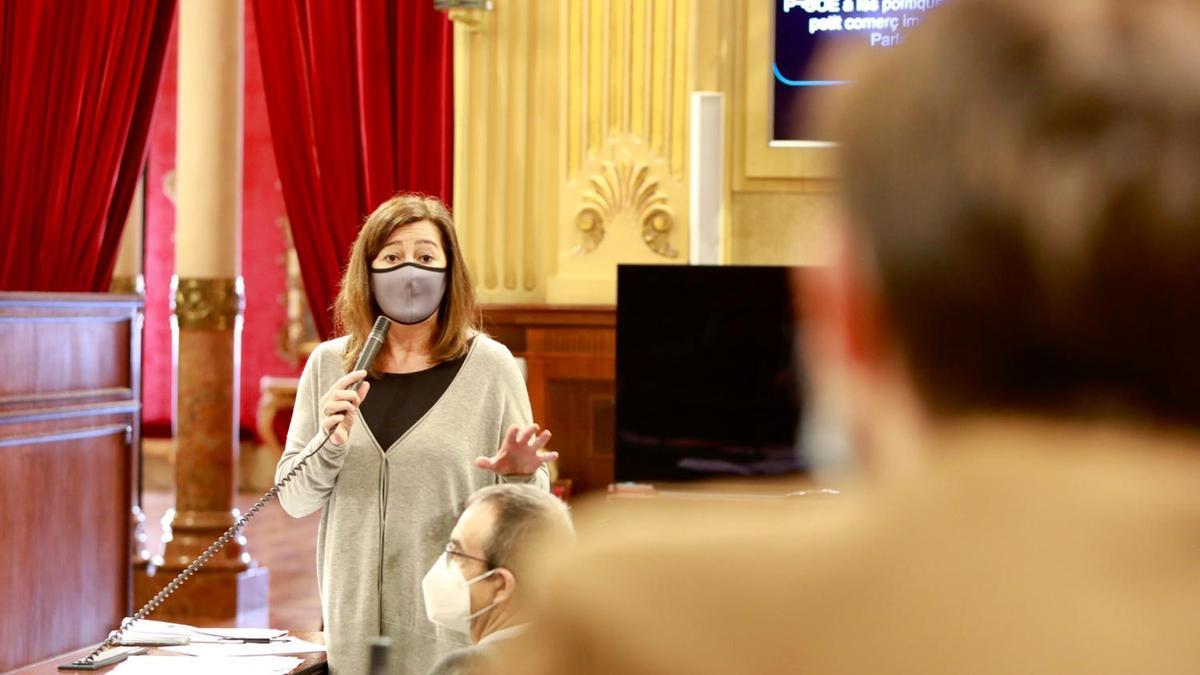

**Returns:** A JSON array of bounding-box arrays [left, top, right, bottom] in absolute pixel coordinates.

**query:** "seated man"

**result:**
[[422, 484, 573, 675], [500, 0, 1200, 673]]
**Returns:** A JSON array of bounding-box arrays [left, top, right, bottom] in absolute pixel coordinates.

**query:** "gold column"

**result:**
[[138, 0, 269, 623]]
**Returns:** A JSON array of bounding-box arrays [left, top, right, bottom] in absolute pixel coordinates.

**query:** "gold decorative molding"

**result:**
[[551, 0, 691, 302], [172, 276, 244, 331], [565, 0, 690, 181], [575, 153, 677, 258], [445, 6, 491, 30], [453, 0, 558, 303], [453, 0, 691, 304]]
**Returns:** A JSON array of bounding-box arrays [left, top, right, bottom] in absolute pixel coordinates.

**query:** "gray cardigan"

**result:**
[[275, 334, 549, 675]]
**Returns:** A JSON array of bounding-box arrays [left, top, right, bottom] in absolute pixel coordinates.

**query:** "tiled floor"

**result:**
[[141, 490, 324, 631]]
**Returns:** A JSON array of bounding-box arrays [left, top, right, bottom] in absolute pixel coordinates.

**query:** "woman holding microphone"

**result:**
[[275, 194, 555, 675]]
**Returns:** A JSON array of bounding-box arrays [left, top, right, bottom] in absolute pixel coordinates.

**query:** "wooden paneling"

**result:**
[[482, 305, 615, 495], [546, 379, 615, 496], [0, 293, 142, 672]]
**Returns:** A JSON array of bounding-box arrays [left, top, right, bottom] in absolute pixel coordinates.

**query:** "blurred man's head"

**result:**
[[423, 484, 574, 643], [813, 0, 1200, 470]]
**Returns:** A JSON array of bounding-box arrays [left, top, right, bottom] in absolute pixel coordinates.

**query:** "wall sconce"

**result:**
[[434, 0, 493, 30]]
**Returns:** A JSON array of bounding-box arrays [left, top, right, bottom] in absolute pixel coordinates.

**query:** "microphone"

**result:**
[[367, 636, 392, 675], [350, 316, 391, 381]]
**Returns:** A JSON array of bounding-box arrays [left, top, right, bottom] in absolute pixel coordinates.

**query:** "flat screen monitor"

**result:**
[[615, 264, 807, 483]]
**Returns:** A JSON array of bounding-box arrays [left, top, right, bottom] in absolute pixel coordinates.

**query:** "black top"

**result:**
[[360, 355, 467, 451]]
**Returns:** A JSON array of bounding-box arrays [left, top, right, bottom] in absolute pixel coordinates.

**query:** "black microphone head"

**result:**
[[351, 316, 392, 375], [367, 636, 392, 675], [368, 315, 391, 344]]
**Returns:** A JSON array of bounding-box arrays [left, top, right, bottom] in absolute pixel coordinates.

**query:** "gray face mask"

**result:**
[[370, 262, 448, 325]]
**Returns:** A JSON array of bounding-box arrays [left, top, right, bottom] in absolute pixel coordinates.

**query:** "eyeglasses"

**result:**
[[444, 542, 491, 569]]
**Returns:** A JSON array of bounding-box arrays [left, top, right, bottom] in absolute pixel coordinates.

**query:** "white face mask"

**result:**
[[421, 552, 498, 635]]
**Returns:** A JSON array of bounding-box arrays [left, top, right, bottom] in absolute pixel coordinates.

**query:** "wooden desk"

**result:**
[[13, 632, 327, 674]]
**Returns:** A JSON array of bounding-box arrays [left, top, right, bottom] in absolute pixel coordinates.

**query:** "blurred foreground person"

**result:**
[[498, 0, 1200, 673]]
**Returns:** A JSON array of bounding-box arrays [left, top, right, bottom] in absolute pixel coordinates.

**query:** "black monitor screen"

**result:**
[[615, 264, 806, 483]]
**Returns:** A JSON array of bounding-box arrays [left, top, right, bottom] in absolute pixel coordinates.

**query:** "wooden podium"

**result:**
[[0, 293, 144, 673]]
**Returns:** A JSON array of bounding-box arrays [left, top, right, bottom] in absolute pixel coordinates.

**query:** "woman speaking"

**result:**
[[275, 194, 555, 674]]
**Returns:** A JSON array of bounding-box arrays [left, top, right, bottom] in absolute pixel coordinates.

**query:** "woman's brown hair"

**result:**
[[334, 193, 479, 373]]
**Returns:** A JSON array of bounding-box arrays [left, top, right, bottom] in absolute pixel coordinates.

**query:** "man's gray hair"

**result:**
[[465, 484, 574, 578]]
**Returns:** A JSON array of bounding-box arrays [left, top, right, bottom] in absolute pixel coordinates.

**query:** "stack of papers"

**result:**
[[111, 655, 303, 674], [114, 619, 289, 645], [163, 637, 326, 657], [111, 618, 325, 657]]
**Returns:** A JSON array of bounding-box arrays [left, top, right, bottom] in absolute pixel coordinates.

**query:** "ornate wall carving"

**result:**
[[575, 154, 677, 258], [451, 0, 691, 304], [563, 0, 689, 267]]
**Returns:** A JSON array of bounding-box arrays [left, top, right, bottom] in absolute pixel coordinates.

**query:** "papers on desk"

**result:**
[[114, 619, 289, 645], [163, 637, 326, 657], [111, 655, 303, 674], [110, 618, 324, 663], [193, 626, 290, 641]]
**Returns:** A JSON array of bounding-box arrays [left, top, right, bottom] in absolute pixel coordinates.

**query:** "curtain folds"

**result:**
[[251, 0, 454, 339], [0, 0, 176, 291]]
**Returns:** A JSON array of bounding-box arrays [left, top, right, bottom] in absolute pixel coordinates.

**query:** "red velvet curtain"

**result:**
[[251, 0, 454, 339], [0, 0, 176, 292]]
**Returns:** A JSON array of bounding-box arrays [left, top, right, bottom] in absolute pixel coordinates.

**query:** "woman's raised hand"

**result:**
[[475, 424, 557, 476], [318, 370, 370, 446]]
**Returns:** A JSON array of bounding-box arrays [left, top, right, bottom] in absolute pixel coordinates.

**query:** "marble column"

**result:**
[[137, 0, 269, 623]]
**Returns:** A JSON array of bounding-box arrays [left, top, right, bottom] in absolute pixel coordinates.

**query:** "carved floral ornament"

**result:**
[[575, 156, 678, 258]]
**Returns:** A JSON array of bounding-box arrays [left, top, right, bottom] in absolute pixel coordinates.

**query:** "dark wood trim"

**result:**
[[0, 423, 130, 448], [0, 400, 141, 424], [0, 292, 143, 308], [0, 387, 134, 407], [0, 316, 136, 324], [480, 304, 616, 327]]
